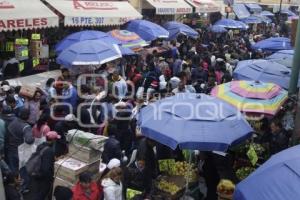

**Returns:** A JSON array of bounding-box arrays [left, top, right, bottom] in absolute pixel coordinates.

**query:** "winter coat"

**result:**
[[102, 178, 123, 200], [72, 182, 100, 200]]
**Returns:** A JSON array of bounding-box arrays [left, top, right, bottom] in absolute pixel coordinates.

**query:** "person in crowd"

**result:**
[[269, 119, 289, 155], [53, 186, 73, 200], [30, 131, 60, 200], [102, 135, 123, 164], [53, 114, 78, 157], [62, 82, 78, 113], [124, 157, 152, 199], [45, 78, 57, 102], [102, 167, 123, 200], [5, 108, 34, 174], [24, 91, 42, 125], [110, 71, 128, 100], [4, 172, 21, 200], [32, 113, 51, 146], [72, 172, 101, 200], [58, 68, 71, 82]]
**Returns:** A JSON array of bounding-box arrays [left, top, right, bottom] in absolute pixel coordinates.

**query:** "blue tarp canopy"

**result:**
[[260, 10, 275, 17], [245, 3, 262, 12], [233, 4, 251, 19]]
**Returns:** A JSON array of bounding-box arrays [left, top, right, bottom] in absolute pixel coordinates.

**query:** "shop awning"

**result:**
[[245, 3, 262, 13], [186, 0, 221, 13], [145, 0, 193, 15], [0, 0, 58, 32], [233, 3, 250, 19], [45, 0, 142, 26]]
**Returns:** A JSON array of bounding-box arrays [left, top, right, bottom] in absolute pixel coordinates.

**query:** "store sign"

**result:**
[[73, 0, 118, 10], [31, 34, 41, 40], [0, 1, 15, 9], [0, 18, 48, 30], [15, 38, 29, 45], [156, 7, 192, 14]]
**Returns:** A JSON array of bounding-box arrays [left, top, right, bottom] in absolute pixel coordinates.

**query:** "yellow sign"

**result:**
[[15, 38, 29, 45], [19, 62, 25, 72], [126, 188, 142, 200], [247, 144, 258, 166], [31, 34, 41, 40], [33, 58, 39, 67], [21, 49, 28, 57], [5, 42, 14, 52]]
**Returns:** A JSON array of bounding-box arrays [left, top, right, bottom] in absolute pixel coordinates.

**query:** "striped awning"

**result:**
[[45, 0, 142, 26], [145, 0, 193, 15], [186, 0, 221, 13]]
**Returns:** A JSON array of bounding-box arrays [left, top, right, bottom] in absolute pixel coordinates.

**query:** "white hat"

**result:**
[[107, 158, 121, 169], [2, 85, 10, 92], [64, 114, 77, 122]]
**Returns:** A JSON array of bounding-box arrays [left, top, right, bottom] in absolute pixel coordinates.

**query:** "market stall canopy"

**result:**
[[214, 19, 248, 29], [57, 40, 122, 68], [259, 10, 274, 17], [144, 0, 192, 15], [0, 0, 58, 31], [233, 59, 300, 89], [126, 20, 169, 42], [163, 21, 199, 40], [233, 4, 251, 19], [44, 0, 142, 26], [185, 0, 221, 13], [266, 50, 294, 68], [211, 81, 288, 116], [234, 145, 300, 200], [240, 16, 263, 24], [210, 25, 227, 33], [252, 37, 293, 52], [138, 93, 253, 151], [245, 3, 262, 13]]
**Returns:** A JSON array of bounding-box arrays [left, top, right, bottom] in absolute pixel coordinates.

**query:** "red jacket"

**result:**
[[72, 182, 101, 200]]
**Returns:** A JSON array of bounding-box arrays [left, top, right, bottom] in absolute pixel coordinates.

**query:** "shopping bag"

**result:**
[[18, 143, 36, 169]]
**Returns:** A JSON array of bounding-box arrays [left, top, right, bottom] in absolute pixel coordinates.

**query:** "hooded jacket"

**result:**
[[102, 178, 123, 200]]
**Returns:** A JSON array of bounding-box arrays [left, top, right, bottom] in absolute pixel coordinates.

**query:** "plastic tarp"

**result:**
[[233, 4, 251, 19]]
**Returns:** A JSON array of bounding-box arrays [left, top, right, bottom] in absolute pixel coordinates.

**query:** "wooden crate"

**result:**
[[54, 157, 100, 184], [68, 143, 101, 164]]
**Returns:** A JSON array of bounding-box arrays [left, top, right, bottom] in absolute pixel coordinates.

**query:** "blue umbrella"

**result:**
[[240, 16, 263, 24], [266, 50, 294, 68], [234, 145, 300, 200], [138, 93, 253, 151], [245, 3, 262, 13], [259, 10, 274, 17], [57, 40, 122, 68], [233, 59, 300, 89], [214, 19, 248, 29], [163, 21, 199, 40], [126, 19, 169, 42], [55, 30, 119, 54], [210, 25, 228, 33], [252, 37, 293, 52]]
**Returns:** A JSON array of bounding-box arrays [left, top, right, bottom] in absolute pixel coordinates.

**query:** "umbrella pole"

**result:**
[[184, 150, 192, 195]]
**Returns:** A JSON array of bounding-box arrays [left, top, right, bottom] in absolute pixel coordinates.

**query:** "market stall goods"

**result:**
[[157, 179, 180, 195], [217, 179, 235, 200]]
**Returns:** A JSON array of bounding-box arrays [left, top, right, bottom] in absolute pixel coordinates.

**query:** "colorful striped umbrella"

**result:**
[[211, 81, 288, 115], [109, 29, 148, 50]]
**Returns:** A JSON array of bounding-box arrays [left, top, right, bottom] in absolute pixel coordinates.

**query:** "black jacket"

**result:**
[[102, 137, 122, 164], [36, 142, 55, 181]]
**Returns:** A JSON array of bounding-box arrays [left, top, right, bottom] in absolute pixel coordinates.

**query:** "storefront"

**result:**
[[0, 0, 59, 78], [44, 0, 142, 27], [141, 0, 193, 23]]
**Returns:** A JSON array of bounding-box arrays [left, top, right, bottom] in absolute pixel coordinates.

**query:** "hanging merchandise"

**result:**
[[33, 58, 40, 68], [18, 62, 25, 72], [15, 45, 29, 61], [5, 41, 14, 52], [31, 33, 41, 40], [30, 40, 42, 58]]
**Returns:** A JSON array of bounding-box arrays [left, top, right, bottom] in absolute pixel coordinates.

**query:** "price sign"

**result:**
[[31, 34, 41, 40], [15, 38, 29, 45], [21, 49, 28, 57], [33, 58, 39, 67], [247, 144, 258, 166], [5, 42, 14, 52], [19, 62, 25, 72]]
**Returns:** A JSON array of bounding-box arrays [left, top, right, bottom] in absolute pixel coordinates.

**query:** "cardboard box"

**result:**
[[54, 157, 100, 184], [20, 85, 37, 98], [68, 143, 101, 164]]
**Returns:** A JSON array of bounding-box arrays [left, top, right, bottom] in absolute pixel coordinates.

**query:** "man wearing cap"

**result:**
[[30, 131, 60, 200]]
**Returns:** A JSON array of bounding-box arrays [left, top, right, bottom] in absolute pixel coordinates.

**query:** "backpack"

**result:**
[[25, 146, 49, 177]]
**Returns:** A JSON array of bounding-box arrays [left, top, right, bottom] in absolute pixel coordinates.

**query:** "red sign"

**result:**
[[0, 18, 48, 29], [0, 1, 14, 9], [73, 0, 118, 10]]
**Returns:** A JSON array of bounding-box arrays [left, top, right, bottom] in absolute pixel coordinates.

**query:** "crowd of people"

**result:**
[[0, 20, 297, 200]]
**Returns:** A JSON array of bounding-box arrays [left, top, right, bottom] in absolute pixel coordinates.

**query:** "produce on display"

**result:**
[[169, 161, 198, 183], [157, 179, 180, 195], [236, 167, 255, 180]]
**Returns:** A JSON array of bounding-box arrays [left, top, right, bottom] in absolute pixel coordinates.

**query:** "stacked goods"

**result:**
[[217, 179, 235, 200], [53, 130, 107, 190], [157, 179, 180, 195], [155, 176, 185, 198], [170, 161, 198, 183]]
